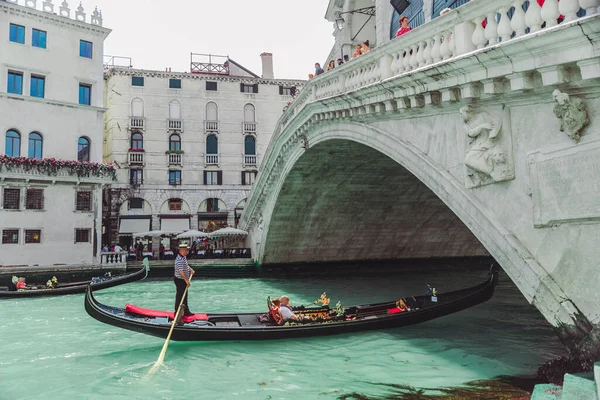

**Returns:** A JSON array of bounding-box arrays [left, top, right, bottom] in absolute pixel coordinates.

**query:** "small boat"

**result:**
[[0, 266, 148, 298], [84, 266, 499, 341]]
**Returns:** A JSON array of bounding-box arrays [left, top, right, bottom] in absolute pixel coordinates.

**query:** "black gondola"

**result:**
[[0, 266, 148, 298], [84, 266, 499, 341]]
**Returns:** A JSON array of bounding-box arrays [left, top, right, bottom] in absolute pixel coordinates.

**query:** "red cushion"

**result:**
[[387, 308, 403, 314], [125, 303, 208, 321]]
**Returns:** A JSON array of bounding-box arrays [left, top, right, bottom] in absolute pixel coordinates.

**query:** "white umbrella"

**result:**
[[133, 230, 180, 238], [208, 227, 248, 238], [176, 230, 210, 239]]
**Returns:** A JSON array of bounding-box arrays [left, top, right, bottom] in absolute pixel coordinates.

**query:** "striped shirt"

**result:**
[[174, 254, 191, 279]]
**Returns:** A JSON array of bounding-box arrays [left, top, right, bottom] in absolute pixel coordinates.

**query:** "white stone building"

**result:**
[[0, 0, 112, 267], [102, 53, 304, 250]]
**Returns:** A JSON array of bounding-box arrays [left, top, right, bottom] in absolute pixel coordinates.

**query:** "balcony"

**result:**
[[205, 154, 220, 165], [128, 151, 144, 165], [129, 117, 145, 131], [205, 120, 219, 133], [243, 122, 257, 134], [168, 119, 183, 132], [243, 154, 257, 166], [0, 156, 115, 184], [168, 153, 183, 166]]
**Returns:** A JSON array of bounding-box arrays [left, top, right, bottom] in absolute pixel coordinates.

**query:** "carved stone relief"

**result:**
[[552, 89, 588, 143], [300, 134, 309, 149], [460, 105, 515, 188]]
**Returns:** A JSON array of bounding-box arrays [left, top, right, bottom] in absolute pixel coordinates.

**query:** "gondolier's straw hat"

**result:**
[[178, 243, 188, 249]]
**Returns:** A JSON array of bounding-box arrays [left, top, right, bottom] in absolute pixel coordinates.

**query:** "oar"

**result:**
[[148, 277, 191, 375]]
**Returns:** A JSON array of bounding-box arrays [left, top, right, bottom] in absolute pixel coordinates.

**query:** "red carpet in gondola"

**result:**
[[125, 304, 209, 322]]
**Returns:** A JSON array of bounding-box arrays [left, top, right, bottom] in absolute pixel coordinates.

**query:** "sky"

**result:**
[[90, 0, 334, 80]]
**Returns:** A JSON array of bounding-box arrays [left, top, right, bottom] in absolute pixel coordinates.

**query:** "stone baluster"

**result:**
[[511, 1, 527, 37], [59, 0, 70, 17], [431, 34, 442, 62], [423, 39, 433, 65], [472, 18, 487, 49], [42, 0, 54, 12], [403, 49, 412, 71], [448, 32, 455, 57], [525, 0, 543, 33], [416, 41, 426, 67], [485, 12, 499, 45], [75, 2, 85, 22], [409, 44, 419, 70], [440, 32, 452, 60], [390, 52, 399, 75], [497, 8, 512, 42], [579, 0, 599, 15], [559, 0, 580, 21], [541, 0, 560, 26]]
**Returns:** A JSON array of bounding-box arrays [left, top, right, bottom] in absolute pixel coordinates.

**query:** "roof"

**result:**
[[227, 58, 260, 78]]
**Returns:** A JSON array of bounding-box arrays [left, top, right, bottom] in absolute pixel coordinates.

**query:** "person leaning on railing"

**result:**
[[395, 15, 412, 38]]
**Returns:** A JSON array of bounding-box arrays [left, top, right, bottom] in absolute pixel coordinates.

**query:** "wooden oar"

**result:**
[[148, 277, 191, 375]]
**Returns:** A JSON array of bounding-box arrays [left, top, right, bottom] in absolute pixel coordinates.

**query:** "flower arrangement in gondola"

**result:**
[[313, 292, 330, 307], [0, 155, 117, 181], [46, 276, 58, 289]]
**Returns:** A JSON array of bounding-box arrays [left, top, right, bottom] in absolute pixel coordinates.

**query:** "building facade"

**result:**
[[102, 53, 304, 249], [0, 0, 112, 267]]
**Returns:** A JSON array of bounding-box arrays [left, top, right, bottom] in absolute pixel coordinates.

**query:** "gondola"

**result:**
[[0, 266, 148, 298], [84, 266, 499, 341]]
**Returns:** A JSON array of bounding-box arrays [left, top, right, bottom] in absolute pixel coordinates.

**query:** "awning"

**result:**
[[160, 218, 190, 232], [119, 218, 151, 235]]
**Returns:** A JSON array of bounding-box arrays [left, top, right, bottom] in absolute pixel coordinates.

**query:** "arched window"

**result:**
[[130, 132, 143, 150], [5, 130, 21, 157], [244, 135, 256, 155], [130, 97, 144, 117], [77, 137, 90, 162], [169, 134, 181, 151], [244, 103, 255, 122], [206, 135, 218, 154], [28, 132, 43, 159], [169, 100, 181, 120], [206, 102, 218, 121]]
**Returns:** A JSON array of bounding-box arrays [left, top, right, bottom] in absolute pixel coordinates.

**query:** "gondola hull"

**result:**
[[0, 267, 148, 298], [84, 269, 498, 341]]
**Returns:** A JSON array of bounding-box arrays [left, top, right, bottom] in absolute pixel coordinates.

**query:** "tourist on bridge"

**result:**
[[395, 16, 412, 37], [314, 63, 324, 76], [174, 243, 195, 317]]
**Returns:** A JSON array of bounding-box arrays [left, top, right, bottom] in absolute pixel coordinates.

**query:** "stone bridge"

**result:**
[[240, 0, 600, 356]]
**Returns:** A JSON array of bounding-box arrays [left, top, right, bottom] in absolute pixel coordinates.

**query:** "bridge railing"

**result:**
[[275, 0, 594, 137]]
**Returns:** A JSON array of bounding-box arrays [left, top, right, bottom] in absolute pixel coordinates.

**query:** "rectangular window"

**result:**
[[169, 199, 182, 211], [204, 170, 222, 185], [9, 24, 25, 44], [79, 84, 91, 105], [3, 188, 20, 210], [132, 76, 144, 87], [279, 86, 295, 96], [242, 171, 257, 185], [129, 198, 143, 209], [25, 189, 44, 210], [2, 229, 19, 244], [240, 83, 258, 93], [75, 228, 91, 243], [30, 75, 45, 98], [169, 79, 181, 89], [79, 40, 93, 58], [130, 169, 143, 185], [169, 170, 182, 185], [25, 229, 41, 244], [75, 191, 92, 211], [206, 81, 217, 91], [32, 28, 47, 48], [7, 71, 23, 95]]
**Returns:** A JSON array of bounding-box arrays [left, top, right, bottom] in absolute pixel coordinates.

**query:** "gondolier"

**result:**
[[174, 243, 195, 316]]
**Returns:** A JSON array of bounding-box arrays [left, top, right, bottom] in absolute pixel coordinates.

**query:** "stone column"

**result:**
[[423, 0, 433, 23], [151, 214, 160, 259], [190, 213, 198, 231], [93, 184, 104, 265]]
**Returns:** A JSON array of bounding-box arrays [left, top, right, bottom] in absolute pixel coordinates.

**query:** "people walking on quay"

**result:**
[[174, 243, 195, 317]]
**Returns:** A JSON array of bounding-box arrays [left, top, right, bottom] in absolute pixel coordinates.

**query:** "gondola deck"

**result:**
[[84, 266, 499, 341], [0, 266, 148, 298]]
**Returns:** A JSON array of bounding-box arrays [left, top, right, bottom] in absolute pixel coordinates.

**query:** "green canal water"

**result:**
[[0, 267, 566, 399]]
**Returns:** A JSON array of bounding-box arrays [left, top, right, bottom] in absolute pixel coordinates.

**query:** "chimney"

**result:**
[[260, 52, 274, 79]]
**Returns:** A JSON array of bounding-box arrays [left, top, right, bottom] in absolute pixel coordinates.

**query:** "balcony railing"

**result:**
[[130, 117, 145, 130], [243, 122, 257, 134], [205, 120, 219, 132], [128, 151, 144, 165], [243, 154, 257, 166], [205, 154, 220, 165], [168, 119, 183, 132], [101, 252, 127, 268], [168, 153, 183, 166]]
